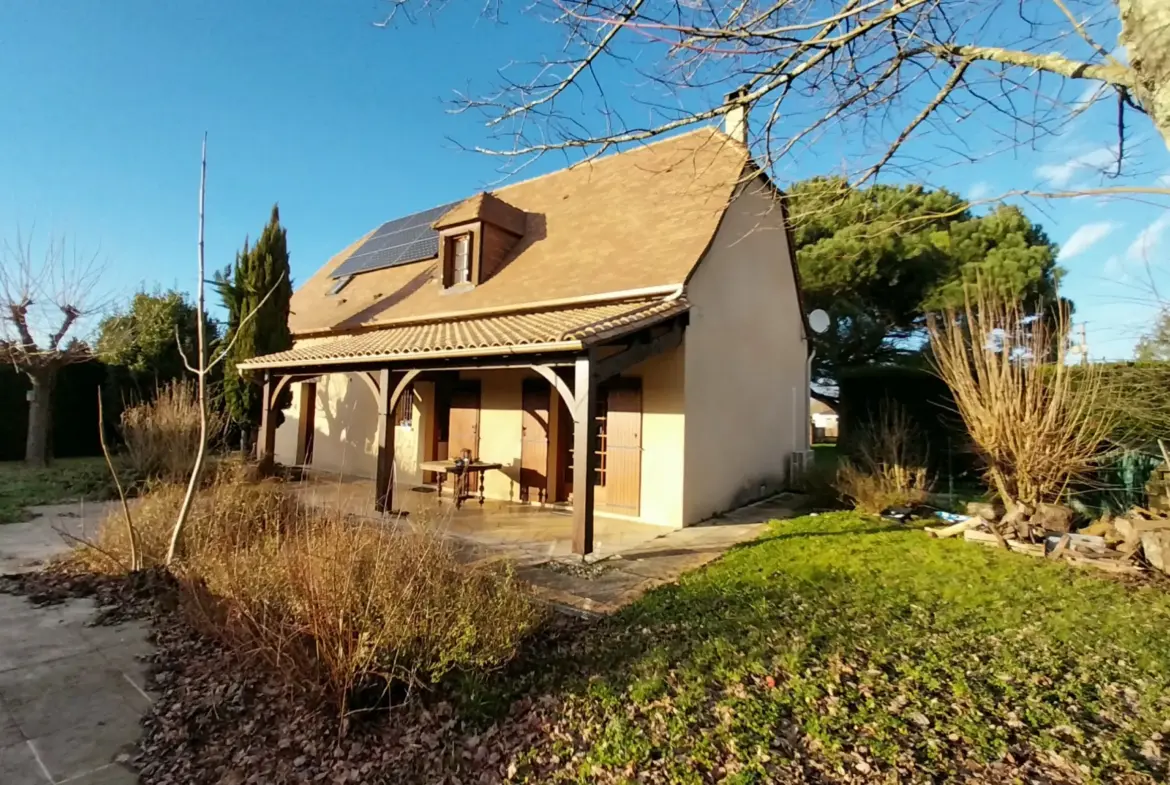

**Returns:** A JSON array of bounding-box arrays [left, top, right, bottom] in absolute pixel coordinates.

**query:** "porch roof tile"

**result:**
[[238, 297, 688, 370]]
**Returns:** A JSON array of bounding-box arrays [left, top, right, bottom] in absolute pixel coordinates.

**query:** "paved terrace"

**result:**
[[292, 474, 800, 614], [0, 485, 797, 782]]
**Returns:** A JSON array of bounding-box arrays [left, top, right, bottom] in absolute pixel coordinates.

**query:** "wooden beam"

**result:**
[[592, 320, 685, 383], [258, 371, 278, 471], [358, 371, 380, 403], [530, 364, 578, 423], [294, 380, 317, 466], [571, 354, 599, 556], [373, 369, 418, 513], [374, 369, 397, 513], [242, 352, 579, 380]]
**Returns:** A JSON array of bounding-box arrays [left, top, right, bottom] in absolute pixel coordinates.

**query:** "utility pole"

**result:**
[[1079, 323, 1088, 366]]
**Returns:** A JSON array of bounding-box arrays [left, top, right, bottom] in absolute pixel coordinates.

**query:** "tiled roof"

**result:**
[[289, 128, 750, 336], [239, 298, 688, 370]]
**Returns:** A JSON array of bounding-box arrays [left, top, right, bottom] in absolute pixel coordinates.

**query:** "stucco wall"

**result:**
[[682, 177, 807, 523], [459, 368, 526, 501], [622, 344, 686, 527], [274, 372, 379, 478]]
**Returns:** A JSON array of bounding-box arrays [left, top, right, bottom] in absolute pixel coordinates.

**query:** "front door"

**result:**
[[520, 379, 550, 503], [448, 381, 481, 460]]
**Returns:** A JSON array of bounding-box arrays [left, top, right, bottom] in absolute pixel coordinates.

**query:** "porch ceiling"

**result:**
[[238, 297, 688, 371]]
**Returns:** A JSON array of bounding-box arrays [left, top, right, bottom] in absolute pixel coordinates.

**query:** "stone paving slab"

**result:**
[[0, 502, 117, 576], [1, 502, 152, 784]]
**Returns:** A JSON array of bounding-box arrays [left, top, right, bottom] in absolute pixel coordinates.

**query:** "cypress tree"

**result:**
[[218, 205, 293, 450]]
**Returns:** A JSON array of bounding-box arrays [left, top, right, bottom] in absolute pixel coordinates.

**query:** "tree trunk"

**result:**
[[1118, 0, 1170, 151], [24, 370, 54, 467]]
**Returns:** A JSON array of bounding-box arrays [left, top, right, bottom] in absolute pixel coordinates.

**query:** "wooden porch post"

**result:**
[[258, 371, 278, 471], [375, 369, 396, 513], [572, 354, 599, 556], [294, 380, 317, 466]]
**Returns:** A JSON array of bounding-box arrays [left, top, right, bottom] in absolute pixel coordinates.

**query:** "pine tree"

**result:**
[[218, 205, 293, 450]]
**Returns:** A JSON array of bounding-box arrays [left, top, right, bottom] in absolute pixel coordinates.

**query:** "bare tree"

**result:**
[[0, 233, 105, 466], [380, 0, 1169, 196]]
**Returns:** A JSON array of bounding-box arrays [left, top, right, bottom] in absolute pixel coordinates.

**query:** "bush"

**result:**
[[83, 475, 540, 714], [837, 364, 976, 479], [835, 403, 932, 513], [120, 381, 225, 482]]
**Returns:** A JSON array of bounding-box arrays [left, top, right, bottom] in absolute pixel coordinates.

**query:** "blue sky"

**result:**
[[0, 0, 1166, 359]]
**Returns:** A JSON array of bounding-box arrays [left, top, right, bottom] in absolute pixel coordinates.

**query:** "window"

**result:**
[[452, 235, 471, 284], [394, 383, 414, 428], [328, 275, 353, 296]]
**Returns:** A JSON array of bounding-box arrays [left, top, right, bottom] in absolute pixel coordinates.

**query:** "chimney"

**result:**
[[723, 88, 748, 144]]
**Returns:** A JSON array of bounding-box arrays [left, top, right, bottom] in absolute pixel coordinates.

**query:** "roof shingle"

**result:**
[[239, 298, 688, 370]]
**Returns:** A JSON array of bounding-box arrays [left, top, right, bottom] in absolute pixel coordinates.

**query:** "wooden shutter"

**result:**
[[520, 379, 551, 503], [447, 381, 481, 459], [601, 379, 641, 515]]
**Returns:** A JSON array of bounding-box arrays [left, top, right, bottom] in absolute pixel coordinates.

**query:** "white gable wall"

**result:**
[[682, 176, 807, 523]]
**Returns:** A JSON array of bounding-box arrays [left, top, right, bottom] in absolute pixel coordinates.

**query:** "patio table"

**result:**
[[419, 459, 504, 508]]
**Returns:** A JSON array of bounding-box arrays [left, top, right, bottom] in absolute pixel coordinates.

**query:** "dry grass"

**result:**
[[928, 287, 1115, 509], [835, 403, 932, 513], [120, 381, 225, 483], [80, 474, 541, 714]]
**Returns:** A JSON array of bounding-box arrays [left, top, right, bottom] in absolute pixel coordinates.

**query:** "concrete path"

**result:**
[[1, 502, 150, 785], [518, 494, 800, 615]]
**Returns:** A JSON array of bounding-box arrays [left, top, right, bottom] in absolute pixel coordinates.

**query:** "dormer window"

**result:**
[[452, 234, 471, 284]]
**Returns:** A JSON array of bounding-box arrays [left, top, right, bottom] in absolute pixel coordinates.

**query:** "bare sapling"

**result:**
[[165, 135, 286, 566], [97, 389, 139, 571], [928, 285, 1115, 526]]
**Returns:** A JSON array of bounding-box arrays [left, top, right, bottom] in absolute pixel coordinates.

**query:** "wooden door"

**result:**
[[447, 381, 481, 460], [602, 380, 642, 515], [520, 379, 551, 503]]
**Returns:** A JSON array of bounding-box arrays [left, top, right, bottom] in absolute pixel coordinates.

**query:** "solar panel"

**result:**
[[330, 201, 460, 279]]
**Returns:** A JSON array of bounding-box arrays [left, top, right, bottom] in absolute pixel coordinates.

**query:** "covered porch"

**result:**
[[240, 299, 689, 555], [287, 473, 673, 561]]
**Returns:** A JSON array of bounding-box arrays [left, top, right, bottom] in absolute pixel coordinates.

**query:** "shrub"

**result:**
[[928, 287, 1115, 509], [83, 475, 540, 715], [120, 381, 225, 482], [835, 402, 932, 513]]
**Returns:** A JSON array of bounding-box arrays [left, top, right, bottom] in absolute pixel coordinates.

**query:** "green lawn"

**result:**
[[0, 458, 118, 523], [458, 513, 1170, 783]]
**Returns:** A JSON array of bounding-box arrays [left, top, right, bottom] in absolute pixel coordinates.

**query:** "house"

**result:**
[[238, 118, 810, 555], [811, 399, 839, 443]]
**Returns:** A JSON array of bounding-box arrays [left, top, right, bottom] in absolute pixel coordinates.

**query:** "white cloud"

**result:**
[[1059, 221, 1119, 261], [1158, 173, 1170, 187], [968, 181, 993, 201], [1035, 146, 1118, 187], [1126, 213, 1170, 263]]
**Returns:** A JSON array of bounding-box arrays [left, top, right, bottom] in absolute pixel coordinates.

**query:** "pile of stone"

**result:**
[[927, 501, 1170, 577]]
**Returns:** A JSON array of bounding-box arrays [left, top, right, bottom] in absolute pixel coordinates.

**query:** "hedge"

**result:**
[[0, 361, 141, 462], [835, 364, 978, 479]]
